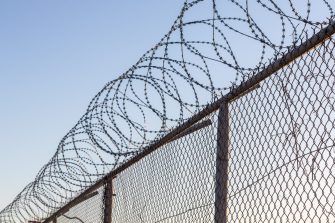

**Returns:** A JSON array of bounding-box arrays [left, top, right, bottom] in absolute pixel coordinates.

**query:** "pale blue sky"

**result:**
[[0, 0, 183, 210]]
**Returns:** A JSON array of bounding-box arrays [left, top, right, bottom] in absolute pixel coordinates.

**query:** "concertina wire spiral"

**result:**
[[0, 0, 334, 222]]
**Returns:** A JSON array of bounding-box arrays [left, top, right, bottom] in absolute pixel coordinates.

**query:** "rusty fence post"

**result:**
[[214, 101, 230, 223], [103, 177, 114, 223]]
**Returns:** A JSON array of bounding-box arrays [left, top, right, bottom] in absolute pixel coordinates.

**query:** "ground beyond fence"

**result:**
[[36, 23, 335, 223]]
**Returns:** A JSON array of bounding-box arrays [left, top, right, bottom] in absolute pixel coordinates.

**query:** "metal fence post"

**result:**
[[103, 177, 114, 223], [215, 101, 229, 223]]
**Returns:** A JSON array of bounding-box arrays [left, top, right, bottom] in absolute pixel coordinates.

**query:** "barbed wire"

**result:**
[[0, 0, 334, 222]]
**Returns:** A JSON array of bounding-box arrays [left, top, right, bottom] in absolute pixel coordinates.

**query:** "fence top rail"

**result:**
[[42, 20, 335, 223]]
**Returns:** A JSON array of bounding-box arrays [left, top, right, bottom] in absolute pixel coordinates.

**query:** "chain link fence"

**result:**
[[227, 35, 335, 222], [55, 186, 105, 223], [3, 0, 335, 222], [38, 23, 335, 223]]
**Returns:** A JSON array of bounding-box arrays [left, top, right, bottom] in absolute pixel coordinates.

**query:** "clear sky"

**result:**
[[0, 0, 183, 210]]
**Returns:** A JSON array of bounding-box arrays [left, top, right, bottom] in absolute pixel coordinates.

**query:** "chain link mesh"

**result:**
[[1, 0, 335, 222], [227, 35, 335, 222], [61, 35, 335, 222], [7, 31, 335, 223], [55, 186, 104, 223], [111, 114, 218, 222], [102, 34, 334, 223]]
